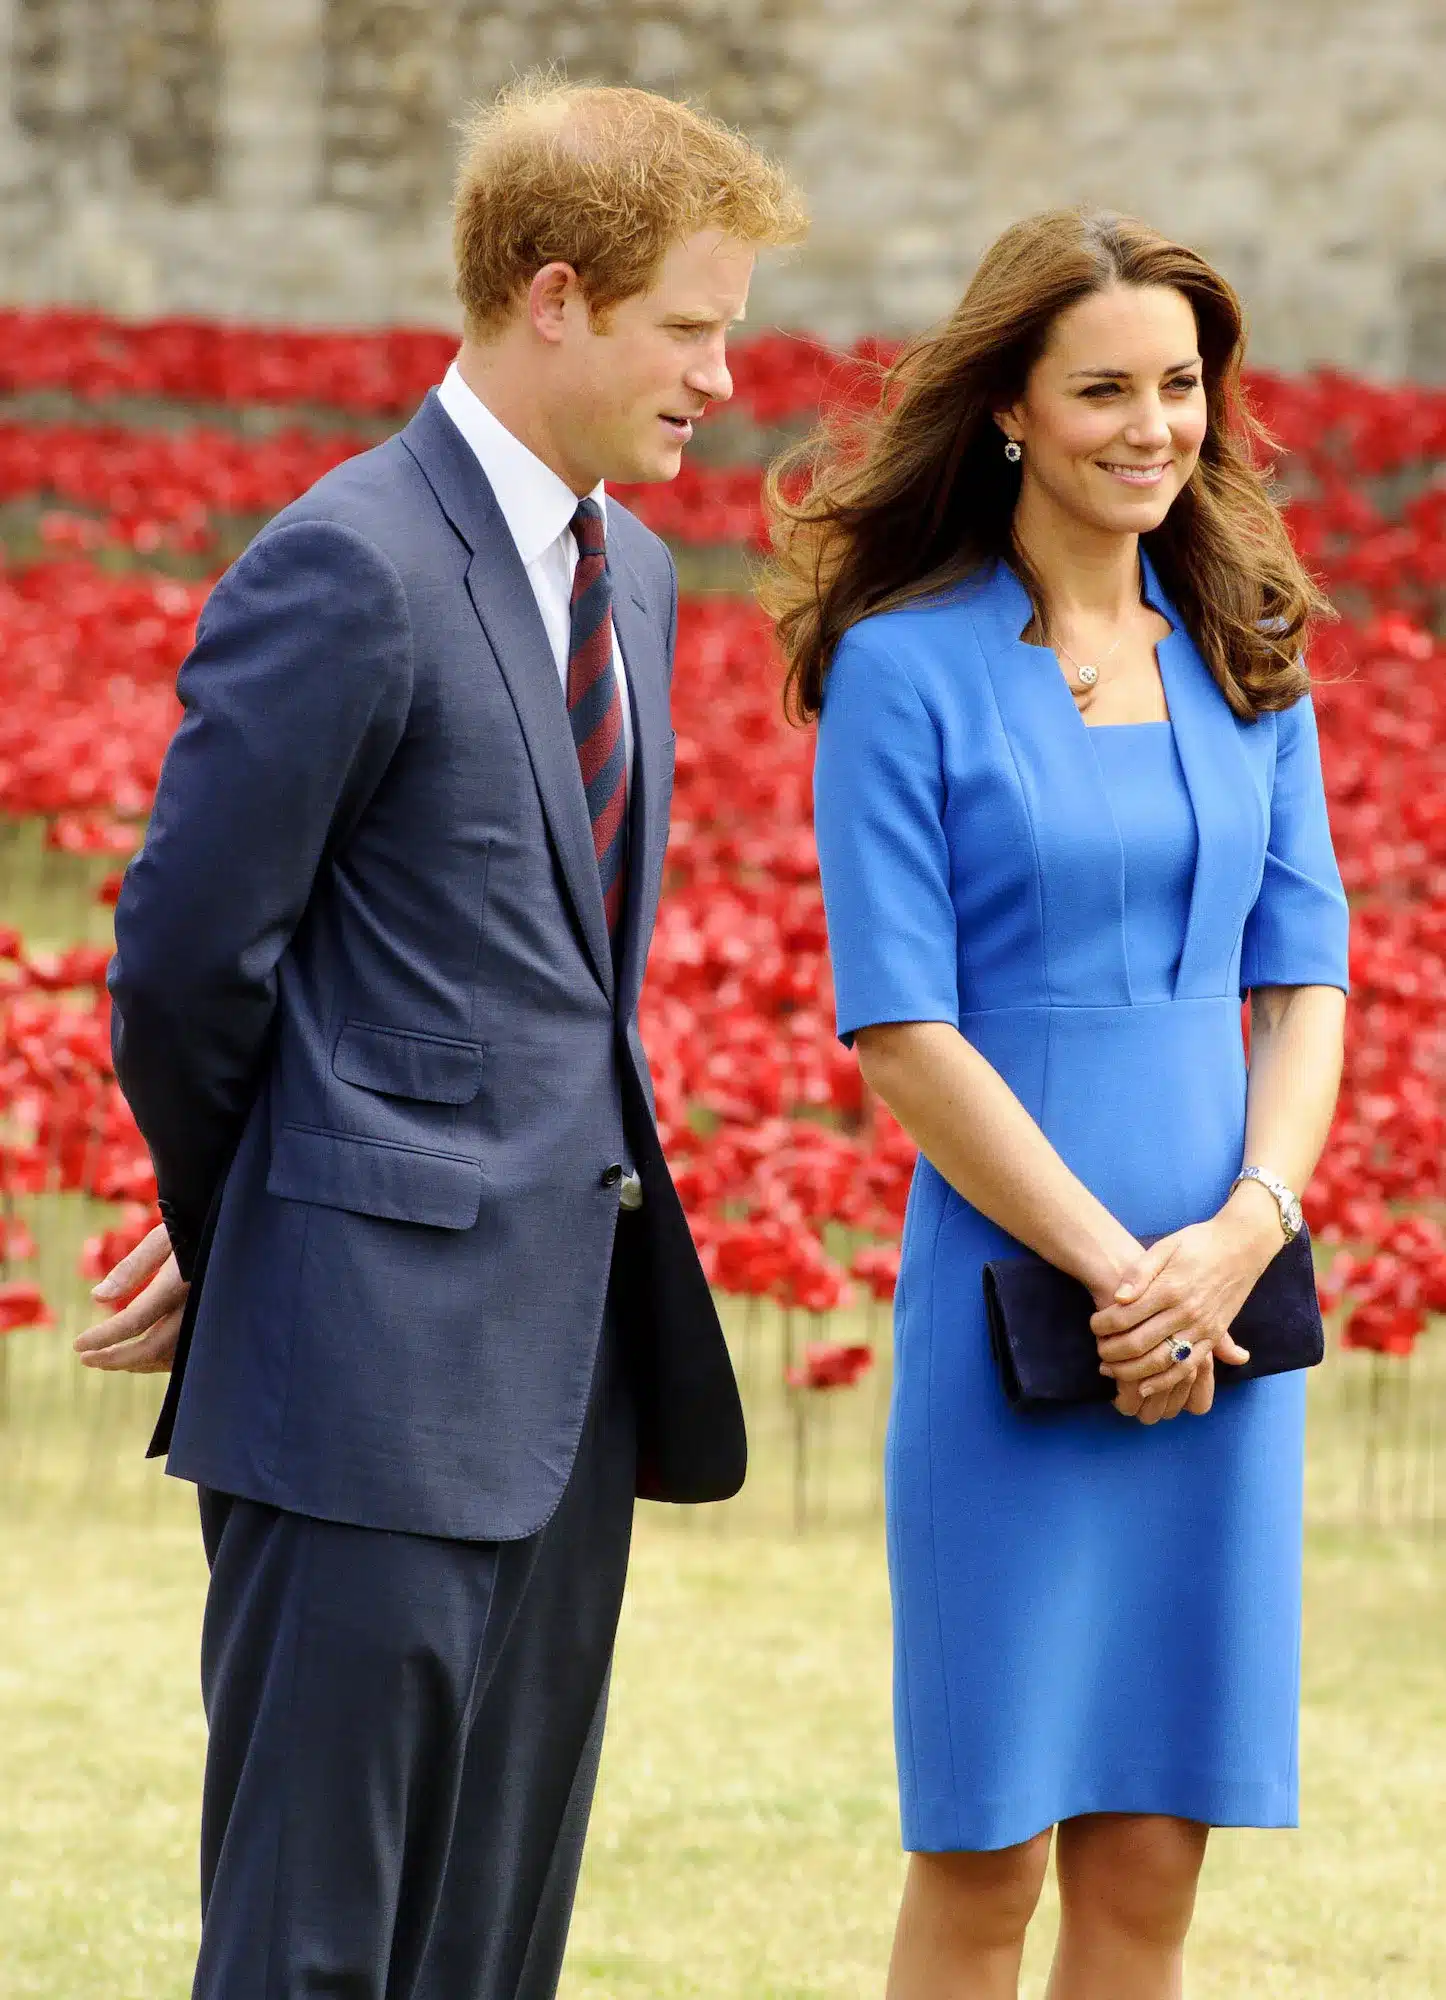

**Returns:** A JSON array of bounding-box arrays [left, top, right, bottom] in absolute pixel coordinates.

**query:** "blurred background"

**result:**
[[1, 5, 1444, 1997], [1, 0, 1444, 368]]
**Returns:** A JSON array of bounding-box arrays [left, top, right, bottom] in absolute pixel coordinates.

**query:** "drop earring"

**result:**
[[1004, 438, 1023, 464]]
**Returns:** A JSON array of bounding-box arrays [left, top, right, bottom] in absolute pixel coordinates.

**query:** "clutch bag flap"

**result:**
[[982, 1226, 1323, 1412]]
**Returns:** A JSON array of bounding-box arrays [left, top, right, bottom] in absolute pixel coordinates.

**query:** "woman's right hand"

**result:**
[[1090, 1246, 1213, 1424]]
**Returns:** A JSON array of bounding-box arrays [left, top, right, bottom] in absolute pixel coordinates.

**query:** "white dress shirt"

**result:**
[[435, 363, 634, 791]]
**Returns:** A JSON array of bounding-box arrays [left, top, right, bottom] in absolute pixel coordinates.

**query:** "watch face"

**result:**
[[1284, 1196, 1304, 1237]]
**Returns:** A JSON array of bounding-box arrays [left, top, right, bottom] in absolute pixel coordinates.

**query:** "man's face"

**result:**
[[551, 229, 755, 489]]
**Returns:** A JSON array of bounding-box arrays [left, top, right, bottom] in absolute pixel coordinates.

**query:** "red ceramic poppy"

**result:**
[[0, 312, 1441, 1348]]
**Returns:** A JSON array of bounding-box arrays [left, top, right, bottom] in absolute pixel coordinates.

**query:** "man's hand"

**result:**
[[73, 1222, 188, 1373]]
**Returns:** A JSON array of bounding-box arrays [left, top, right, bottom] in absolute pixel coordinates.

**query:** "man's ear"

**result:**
[[527, 262, 580, 345]]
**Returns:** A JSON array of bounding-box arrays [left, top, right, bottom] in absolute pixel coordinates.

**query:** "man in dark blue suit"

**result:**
[[78, 77, 806, 1998]]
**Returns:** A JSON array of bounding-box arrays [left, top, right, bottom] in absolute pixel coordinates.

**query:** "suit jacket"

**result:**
[[108, 390, 746, 1541]]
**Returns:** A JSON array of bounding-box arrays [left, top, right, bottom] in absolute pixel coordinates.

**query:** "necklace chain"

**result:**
[[1056, 631, 1126, 689]]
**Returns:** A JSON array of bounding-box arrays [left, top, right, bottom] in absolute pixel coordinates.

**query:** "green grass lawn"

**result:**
[[0, 1500, 1442, 1998], [0, 1282, 1443, 2000]]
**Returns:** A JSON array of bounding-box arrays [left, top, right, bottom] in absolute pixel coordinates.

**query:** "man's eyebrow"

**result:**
[[1067, 357, 1202, 380], [666, 309, 748, 327]]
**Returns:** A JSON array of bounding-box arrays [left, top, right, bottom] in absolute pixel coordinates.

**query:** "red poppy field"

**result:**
[[1, 310, 1445, 2000], [0, 310, 1444, 1417]]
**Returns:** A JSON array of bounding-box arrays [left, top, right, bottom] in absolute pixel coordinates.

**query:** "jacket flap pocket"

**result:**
[[332, 1023, 487, 1105], [267, 1125, 484, 1230]]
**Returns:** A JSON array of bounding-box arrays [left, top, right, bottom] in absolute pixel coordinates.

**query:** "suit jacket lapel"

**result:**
[[401, 393, 615, 1002], [609, 545, 671, 1022]]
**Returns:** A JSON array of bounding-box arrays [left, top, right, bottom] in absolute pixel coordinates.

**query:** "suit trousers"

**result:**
[[190, 1260, 637, 2000]]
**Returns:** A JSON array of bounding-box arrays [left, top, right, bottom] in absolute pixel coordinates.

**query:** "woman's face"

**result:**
[[998, 283, 1209, 538]]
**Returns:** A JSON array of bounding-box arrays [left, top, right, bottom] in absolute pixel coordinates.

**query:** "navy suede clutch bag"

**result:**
[[982, 1226, 1324, 1411]]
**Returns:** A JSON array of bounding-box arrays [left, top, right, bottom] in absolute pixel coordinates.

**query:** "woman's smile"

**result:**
[[1096, 458, 1173, 487]]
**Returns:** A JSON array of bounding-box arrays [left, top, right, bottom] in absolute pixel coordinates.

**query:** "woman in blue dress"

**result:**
[[763, 210, 1350, 1998]]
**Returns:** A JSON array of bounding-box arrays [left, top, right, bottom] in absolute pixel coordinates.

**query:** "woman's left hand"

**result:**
[[1111, 1348, 1216, 1424], [1090, 1213, 1276, 1404]]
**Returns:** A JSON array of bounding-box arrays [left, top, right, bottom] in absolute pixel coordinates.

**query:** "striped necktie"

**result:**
[[567, 498, 628, 946]]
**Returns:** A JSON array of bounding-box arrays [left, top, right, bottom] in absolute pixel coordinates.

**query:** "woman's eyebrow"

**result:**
[[1066, 357, 1203, 380]]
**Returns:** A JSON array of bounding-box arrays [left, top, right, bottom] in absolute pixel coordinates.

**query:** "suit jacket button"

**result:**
[[600, 1164, 624, 1187]]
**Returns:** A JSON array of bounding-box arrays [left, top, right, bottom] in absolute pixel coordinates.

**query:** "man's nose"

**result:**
[[686, 341, 734, 407]]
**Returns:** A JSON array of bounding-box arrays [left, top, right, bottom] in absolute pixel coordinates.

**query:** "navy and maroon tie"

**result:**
[[567, 498, 628, 947]]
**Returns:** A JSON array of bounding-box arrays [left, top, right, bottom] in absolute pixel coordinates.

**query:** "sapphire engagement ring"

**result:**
[[1166, 1338, 1195, 1366]]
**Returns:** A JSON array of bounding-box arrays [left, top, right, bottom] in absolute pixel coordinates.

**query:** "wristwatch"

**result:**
[[1230, 1167, 1304, 1242]]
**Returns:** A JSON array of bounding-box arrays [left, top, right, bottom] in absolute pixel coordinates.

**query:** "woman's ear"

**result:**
[[992, 406, 1024, 448]]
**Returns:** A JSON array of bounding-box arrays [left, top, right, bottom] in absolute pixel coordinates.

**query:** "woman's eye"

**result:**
[[1168, 376, 1201, 393], [1080, 383, 1119, 398]]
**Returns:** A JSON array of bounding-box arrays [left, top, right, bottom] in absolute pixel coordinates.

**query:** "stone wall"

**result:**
[[1, 0, 1443, 375]]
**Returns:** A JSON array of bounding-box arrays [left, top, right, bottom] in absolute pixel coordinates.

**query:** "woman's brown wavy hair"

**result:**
[[760, 208, 1330, 724]]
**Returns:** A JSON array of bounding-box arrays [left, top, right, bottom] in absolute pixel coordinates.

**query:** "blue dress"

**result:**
[[813, 555, 1349, 1853]]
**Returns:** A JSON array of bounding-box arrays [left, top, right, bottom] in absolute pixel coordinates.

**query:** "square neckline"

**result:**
[[1011, 553, 1175, 730]]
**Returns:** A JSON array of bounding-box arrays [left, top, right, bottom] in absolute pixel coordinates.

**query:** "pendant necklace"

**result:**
[[1056, 632, 1125, 692]]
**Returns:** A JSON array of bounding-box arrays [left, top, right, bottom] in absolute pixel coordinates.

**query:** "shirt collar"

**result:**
[[436, 361, 605, 567]]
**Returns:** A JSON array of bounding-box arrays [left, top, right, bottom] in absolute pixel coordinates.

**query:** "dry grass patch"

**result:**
[[0, 1487, 1441, 1998]]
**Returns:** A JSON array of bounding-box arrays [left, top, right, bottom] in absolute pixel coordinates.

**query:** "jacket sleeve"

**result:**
[[1238, 691, 1350, 996], [813, 627, 959, 1048], [108, 517, 414, 1274]]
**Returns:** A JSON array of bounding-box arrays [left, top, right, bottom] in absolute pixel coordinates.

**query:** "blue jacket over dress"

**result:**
[[813, 551, 1349, 1851]]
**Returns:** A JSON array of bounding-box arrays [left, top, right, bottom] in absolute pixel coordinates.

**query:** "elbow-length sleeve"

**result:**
[[813, 628, 958, 1046], [1239, 691, 1350, 994]]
